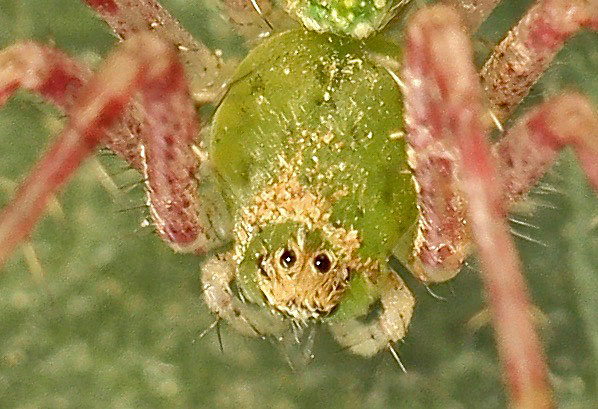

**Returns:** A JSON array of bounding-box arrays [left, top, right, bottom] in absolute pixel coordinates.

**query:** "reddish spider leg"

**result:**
[[84, 0, 228, 104], [496, 93, 598, 200], [403, 0, 598, 299], [404, 7, 551, 408], [404, 5, 597, 409], [0, 44, 90, 110], [0, 33, 213, 268], [82, 0, 233, 169], [481, 0, 598, 123], [82, 0, 294, 168], [79, 0, 231, 171], [0, 41, 146, 174]]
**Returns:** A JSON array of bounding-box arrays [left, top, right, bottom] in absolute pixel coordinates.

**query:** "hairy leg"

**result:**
[[404, 7, 552, 408], [0, 41, 146, 170], [0, 43, 91, 109], [403, 0, 598, 281], [219, 0, 297, 44], [84, 0, 233, 103], [495, 92, 598, 202], [328, 272, 414, 357], [0, 33, 224, 268], [202, 252, 287, 337], [481, 0, 598, 123], [400, 5, 472, 283]]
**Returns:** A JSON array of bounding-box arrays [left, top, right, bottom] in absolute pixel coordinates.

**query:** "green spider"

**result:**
[[205, 29, 418, 350], [0, 0, 597, 407]]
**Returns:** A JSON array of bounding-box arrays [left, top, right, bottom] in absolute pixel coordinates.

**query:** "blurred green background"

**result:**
[[0, 0, 597, 408]]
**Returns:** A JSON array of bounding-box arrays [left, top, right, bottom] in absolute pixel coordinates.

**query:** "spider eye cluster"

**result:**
[[259, 243, 349, 319], [277, 247, 334, 274], [284, 0, 411, 39]]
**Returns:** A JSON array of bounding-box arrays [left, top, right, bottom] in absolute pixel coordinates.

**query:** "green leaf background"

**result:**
[[0, 1, 596, 407]]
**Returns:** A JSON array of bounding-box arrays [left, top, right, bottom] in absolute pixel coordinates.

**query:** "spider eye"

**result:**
[[313, 253, 332, 273], [279, 249, 296, 269]]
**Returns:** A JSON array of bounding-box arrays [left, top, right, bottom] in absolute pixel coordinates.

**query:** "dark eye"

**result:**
[[313, 253, 331, 273], [279, 249, 296, 268]]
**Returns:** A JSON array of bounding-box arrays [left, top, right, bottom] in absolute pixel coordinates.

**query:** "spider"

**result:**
[[0, 0, 597, 408]]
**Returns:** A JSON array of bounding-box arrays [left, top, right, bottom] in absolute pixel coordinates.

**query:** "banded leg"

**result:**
[[328, 272, 414, 357], [0, 33, 223, 269], [0, 42, 91, 110], [481, 0, 598, 123], [403, 0, 598, 282], [84, 0, 232, 103], [202, 252, 287, 337], [0, 41, 145, 171], [495, 93, 598, 201], [400, 5, 473, 283], [404, 7, 553, 409]]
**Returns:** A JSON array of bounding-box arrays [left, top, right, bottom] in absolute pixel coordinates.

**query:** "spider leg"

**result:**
[[397, 9, 472, 283], [328, 271, 414, 357], [481, 0, 598, 122], [0, 33, 223, 268], [0, 42, 91, 110], [404, 6, 552, 409], [219, 0, 297, 44], [495, 92, 598, 202], [440, 0, 501, 32], [0, 41, 150, 173], [202, 252, 287, 337], [83, 0, 232, 104]]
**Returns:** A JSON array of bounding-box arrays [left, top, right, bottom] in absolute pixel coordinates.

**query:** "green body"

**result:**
[[285, 0, 411, 39], [210, 29, 418, 319]]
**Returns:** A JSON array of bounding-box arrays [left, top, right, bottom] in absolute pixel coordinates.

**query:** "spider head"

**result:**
[[258, 238, 351, 320], [284, 0, 412, 39], [236, 221, 356, 321]]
